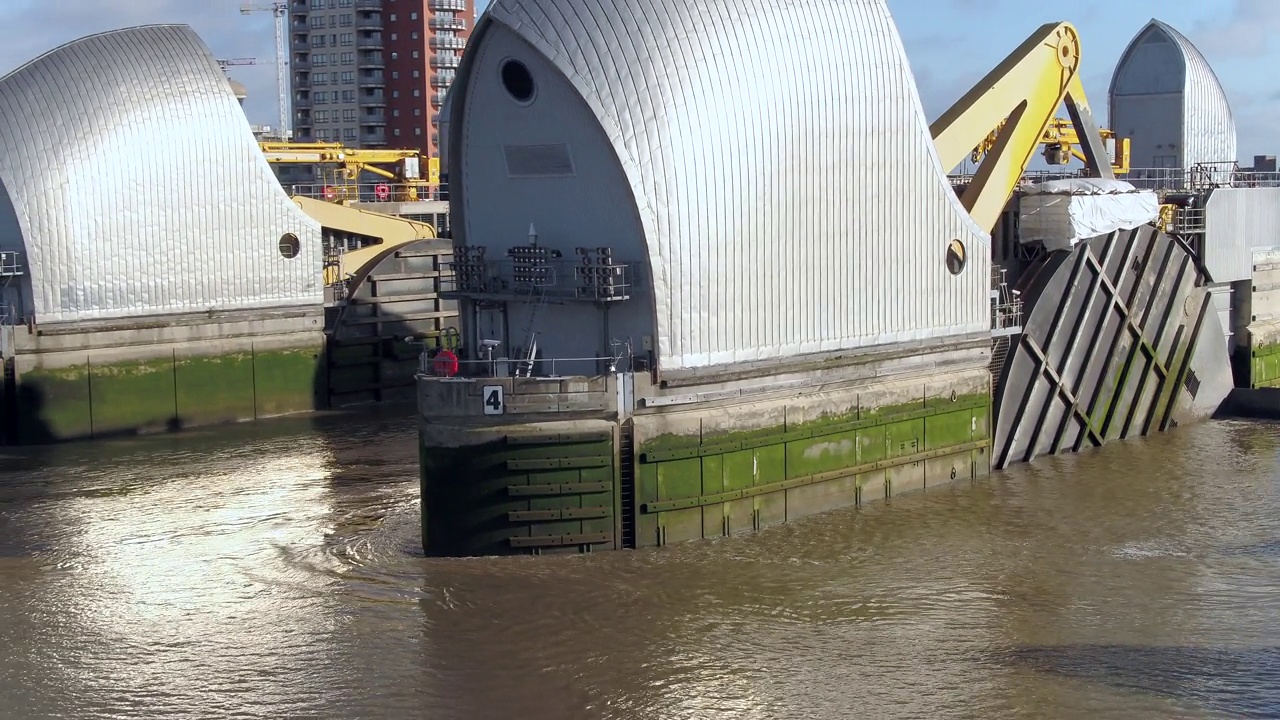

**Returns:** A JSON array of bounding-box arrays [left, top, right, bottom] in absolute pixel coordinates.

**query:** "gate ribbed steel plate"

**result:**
[[992, 225, 1233, 469]]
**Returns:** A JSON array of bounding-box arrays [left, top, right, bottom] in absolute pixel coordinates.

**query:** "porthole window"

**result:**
[[945, 239, 966, 275], [279, 232, 301, 259], [500, 59, 535, 104]]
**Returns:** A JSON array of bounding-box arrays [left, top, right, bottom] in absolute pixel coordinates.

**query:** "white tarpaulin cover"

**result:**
[[1018, 178, 1161, 252]]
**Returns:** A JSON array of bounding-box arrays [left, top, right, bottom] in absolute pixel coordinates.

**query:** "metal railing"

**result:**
[[417, 352, 633, 379], [0, 251, 22, 277], [288, 182, 446, 203], [990, 264, 1022, 337], [951, 162, 1280, 195]]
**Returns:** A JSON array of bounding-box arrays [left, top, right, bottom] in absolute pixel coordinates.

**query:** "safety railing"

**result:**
[[288, 182, 446, 204], [0, 251, 22, 277], [949, 163, 1280, 194], [417, 352, 633, 379]]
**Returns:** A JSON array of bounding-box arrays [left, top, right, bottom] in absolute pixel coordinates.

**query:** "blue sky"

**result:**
[[0, 0, 1276, 163]]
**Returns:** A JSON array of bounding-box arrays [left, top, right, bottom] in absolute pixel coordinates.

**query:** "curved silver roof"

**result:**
[[0, 24, 321, 325], [467, 0, 990, 370], [1109, 19, 1237, 168]]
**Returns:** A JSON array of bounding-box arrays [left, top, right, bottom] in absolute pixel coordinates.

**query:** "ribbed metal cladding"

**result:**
[[478, 0, 991, 371], [0, 24, 322, 325], [1204, 188, 1280, 282], [1109, 19, 1236, 169]]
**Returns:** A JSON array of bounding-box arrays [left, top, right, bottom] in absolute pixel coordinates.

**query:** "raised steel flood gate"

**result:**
[[992, 224, 1233, 469]]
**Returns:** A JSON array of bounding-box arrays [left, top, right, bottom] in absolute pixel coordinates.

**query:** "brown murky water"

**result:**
[[1, 411, 1278, 719]]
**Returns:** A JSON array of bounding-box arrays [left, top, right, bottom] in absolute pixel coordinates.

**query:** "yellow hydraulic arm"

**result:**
[[929, 21, 1115, 233]]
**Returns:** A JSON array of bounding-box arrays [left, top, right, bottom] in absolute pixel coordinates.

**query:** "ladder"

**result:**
[[618, 420, 637, 549]]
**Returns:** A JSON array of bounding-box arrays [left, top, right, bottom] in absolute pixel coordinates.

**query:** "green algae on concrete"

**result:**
[[11, 343, 323, 443], [635, 395, 991, 547], [1251, 342, 1280, 388]]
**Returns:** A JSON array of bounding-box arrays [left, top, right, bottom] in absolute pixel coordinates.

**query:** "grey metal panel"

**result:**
[[1203, 188, 1280, 283], [1108, 19, 1236, 170], [0, 24, 322, 325], [456, 0, 991, 372], [993, 225, 1232, 469]]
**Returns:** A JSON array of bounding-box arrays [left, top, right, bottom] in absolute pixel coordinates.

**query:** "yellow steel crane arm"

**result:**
[[929, 22, 1114, 233]]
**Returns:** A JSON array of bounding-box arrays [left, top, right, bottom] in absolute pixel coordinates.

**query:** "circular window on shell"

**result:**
[[500, 58, 536, 104], [279, 232, 301, 260], [945, 239, 967, 275]]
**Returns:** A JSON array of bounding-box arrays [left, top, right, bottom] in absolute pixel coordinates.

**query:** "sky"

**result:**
[[0, 0, 1276, 162]]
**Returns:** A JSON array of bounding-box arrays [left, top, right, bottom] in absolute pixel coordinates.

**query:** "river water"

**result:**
[[0, 411, 1278, 719]]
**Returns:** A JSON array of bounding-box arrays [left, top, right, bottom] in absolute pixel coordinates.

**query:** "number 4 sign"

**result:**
[[482, 385, 505, 415]]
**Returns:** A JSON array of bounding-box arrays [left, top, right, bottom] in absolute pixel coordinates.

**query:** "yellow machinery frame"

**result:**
[[929, 21, 1125, 233], [259, 141, 441, 202]]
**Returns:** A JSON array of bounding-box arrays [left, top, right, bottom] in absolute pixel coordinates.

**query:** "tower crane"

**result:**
[[217, 57, 258, 73], [240, 2, 290, 140]]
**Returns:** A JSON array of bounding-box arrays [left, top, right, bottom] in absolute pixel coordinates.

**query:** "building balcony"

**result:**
[[290, 1, 308, 14], [361, 131, 387, 145], [430, 55, 461, 69], [431, 36, 467, 50], [361, 92, 387, 106], [430, 17, 467, 31], [354, 0, 379, 7], [358, 75, 386, 88], [356, 14, 382, 29], [429, 0, 467, 12], [360, 113, 387, 126], [430, 76, 453, 89], [357, 36, 383, 49], [292, 57, 312, 70]]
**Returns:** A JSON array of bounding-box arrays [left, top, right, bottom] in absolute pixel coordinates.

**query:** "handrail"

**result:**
[[417, 352, 632, 379]]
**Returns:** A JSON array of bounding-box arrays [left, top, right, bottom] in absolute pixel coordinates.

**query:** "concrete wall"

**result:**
[[5, 306, 325, 444]]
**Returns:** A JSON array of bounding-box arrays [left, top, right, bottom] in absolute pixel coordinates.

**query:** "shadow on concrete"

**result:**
[[1004, 644, 1280, 718], [3, 384, 52, 447]]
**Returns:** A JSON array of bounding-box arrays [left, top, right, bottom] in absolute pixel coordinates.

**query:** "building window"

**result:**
[[391, 71, 398, 79], [415, 127, 422, 136], [411, 32, 418, 39], [341, 52, 354, 64], [340, 33, 353, 46], [342, 90, 355, 102], [412, 51, 419, 59], [344, 109, 357, 121], [413, 108, 420, 116], [310, 16, 325, 28], [501, 59, 536, 103], [341, 71, 354, 83], [390, 33, 397, 41], [338, 0, 352, 6], [394, 129, 401, 136], [329, 15, 337, 28], [412, 89, 420, 97], [343, 128, 357, 141], [311, 35, 325, 47], [410, 12, 417, 19], [412, 70, 419, 78], [389, 13, 396, 21], [392, 109, 400, 117]]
